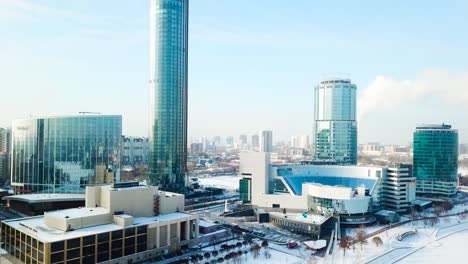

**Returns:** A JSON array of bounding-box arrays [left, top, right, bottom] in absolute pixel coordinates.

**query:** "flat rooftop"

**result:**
[[4, 193, 85, 203], [199, 220, 217, 228], [45, 207, 109, 220], [2, 212, 194, 243], [269, 212, 329, 225]]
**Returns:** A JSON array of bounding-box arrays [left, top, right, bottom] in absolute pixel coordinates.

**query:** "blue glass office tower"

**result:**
[[314, 79, 357, 165], [413, 124, 458, 197], [11, 115, 122, 193], [149, 0, 188, 193]]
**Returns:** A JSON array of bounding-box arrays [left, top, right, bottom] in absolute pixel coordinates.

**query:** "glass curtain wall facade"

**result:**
[[149, 0, 188, 193], [413, 124, 458, 197], [11, 115, 121, 193], [314, 79, 357, 165]]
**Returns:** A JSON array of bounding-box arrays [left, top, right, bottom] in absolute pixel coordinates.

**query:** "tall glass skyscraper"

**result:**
[[149, 0, 188, 193], [413, 124, 458, 197], [11, 115, 122, 193], [314, 78, 357, 165]]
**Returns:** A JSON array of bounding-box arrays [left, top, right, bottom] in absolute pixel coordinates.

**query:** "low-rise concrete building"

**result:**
[[1, 182, 198, 264]]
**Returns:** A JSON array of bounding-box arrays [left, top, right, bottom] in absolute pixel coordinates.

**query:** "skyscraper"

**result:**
[[314, 78, 357, 165], [259, 130, 273, 152], [251, 134, 259, 150], [413, 124, 458, 197], [148, 0, 189, 193]]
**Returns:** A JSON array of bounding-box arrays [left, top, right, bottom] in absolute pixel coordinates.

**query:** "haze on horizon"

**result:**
[[1, 0, 468, 145]]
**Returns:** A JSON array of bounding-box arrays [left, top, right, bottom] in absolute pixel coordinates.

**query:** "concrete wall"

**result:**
[[44, 210, 112, 231], [85, 186, 101, 208], [158, 192, 184, 214], [303, 184, 353, 200], [253, 194, 307, 211], [239, 152, 270, 199], [108, 186, 156, 217]]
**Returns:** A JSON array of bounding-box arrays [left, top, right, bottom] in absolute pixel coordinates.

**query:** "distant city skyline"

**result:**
[[1, 0, 468, 144]]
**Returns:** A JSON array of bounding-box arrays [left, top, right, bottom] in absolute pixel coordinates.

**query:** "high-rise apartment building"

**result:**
[[0, 127, 11, 184], [122, 136, 149, 167], [0, 127, 11, 152], [382, 164, 416, 213], [239, 134, 248, 145], [148, 0, 189, 193], [314, 78, 357, 165], [413, 124, 458, 197], [10, 115, 122, 193], [259, 130, 273, 152]]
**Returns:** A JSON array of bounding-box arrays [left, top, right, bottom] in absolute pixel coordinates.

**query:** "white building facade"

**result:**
[[239, 152, 384, 216]]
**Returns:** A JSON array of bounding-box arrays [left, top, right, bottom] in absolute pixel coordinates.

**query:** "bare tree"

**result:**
[[429, 217, 440, 226], [372, 236, 383, 247], [339, 235, 352, 256], [433, 206, 444, 217], [411, 207, 418, 223], [250, 243, 261, 259], [356, 225, 368, 250]]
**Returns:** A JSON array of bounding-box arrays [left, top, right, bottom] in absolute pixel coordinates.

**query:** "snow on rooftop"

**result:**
[[4, 193, 85, 203], [303, 240, 327, 250], [3, 212, 194, 243], [199, 220, 217, 228], [45, 207, 109, 220]]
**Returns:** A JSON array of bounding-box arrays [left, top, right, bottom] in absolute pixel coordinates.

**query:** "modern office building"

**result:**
[[381, 164, 416, 213], [239, 152, 384, 220], [251, 134, 259, 150], [0, 182, 199, 264], [413, 124, 458, 197], [259, 130, 273, 152], [121, 136, 149, 167], [10, 115, 122, 194], [148, 0, 189, 194], [0, 127, 12, 152], [314, 78, 357, 165]]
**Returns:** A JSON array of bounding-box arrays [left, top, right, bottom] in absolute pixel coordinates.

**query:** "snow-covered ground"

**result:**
[[325, 214, 468, 264], [202, 239, 307, 264], [398, 229, 468, 263], [459, 167, 468, 176], [198, 175, 241, 190]]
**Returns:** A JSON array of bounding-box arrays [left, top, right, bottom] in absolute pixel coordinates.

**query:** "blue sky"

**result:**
[[1, 0, 468, 144]]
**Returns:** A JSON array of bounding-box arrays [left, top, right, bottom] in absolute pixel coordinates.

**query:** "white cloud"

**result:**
[[357, 69, 468, 121]]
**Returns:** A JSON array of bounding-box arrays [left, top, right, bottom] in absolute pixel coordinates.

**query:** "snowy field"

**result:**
[[324, 214, 468, 264], [198, 175, 241, 190], [398, 229, 468, 263]]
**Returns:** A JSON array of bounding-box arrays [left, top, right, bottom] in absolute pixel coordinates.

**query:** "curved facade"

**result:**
[[314, 78, 357, 165], [413, 124, 458, 197], [149, 0, 188, 193], [11, 115, 121, 193]]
